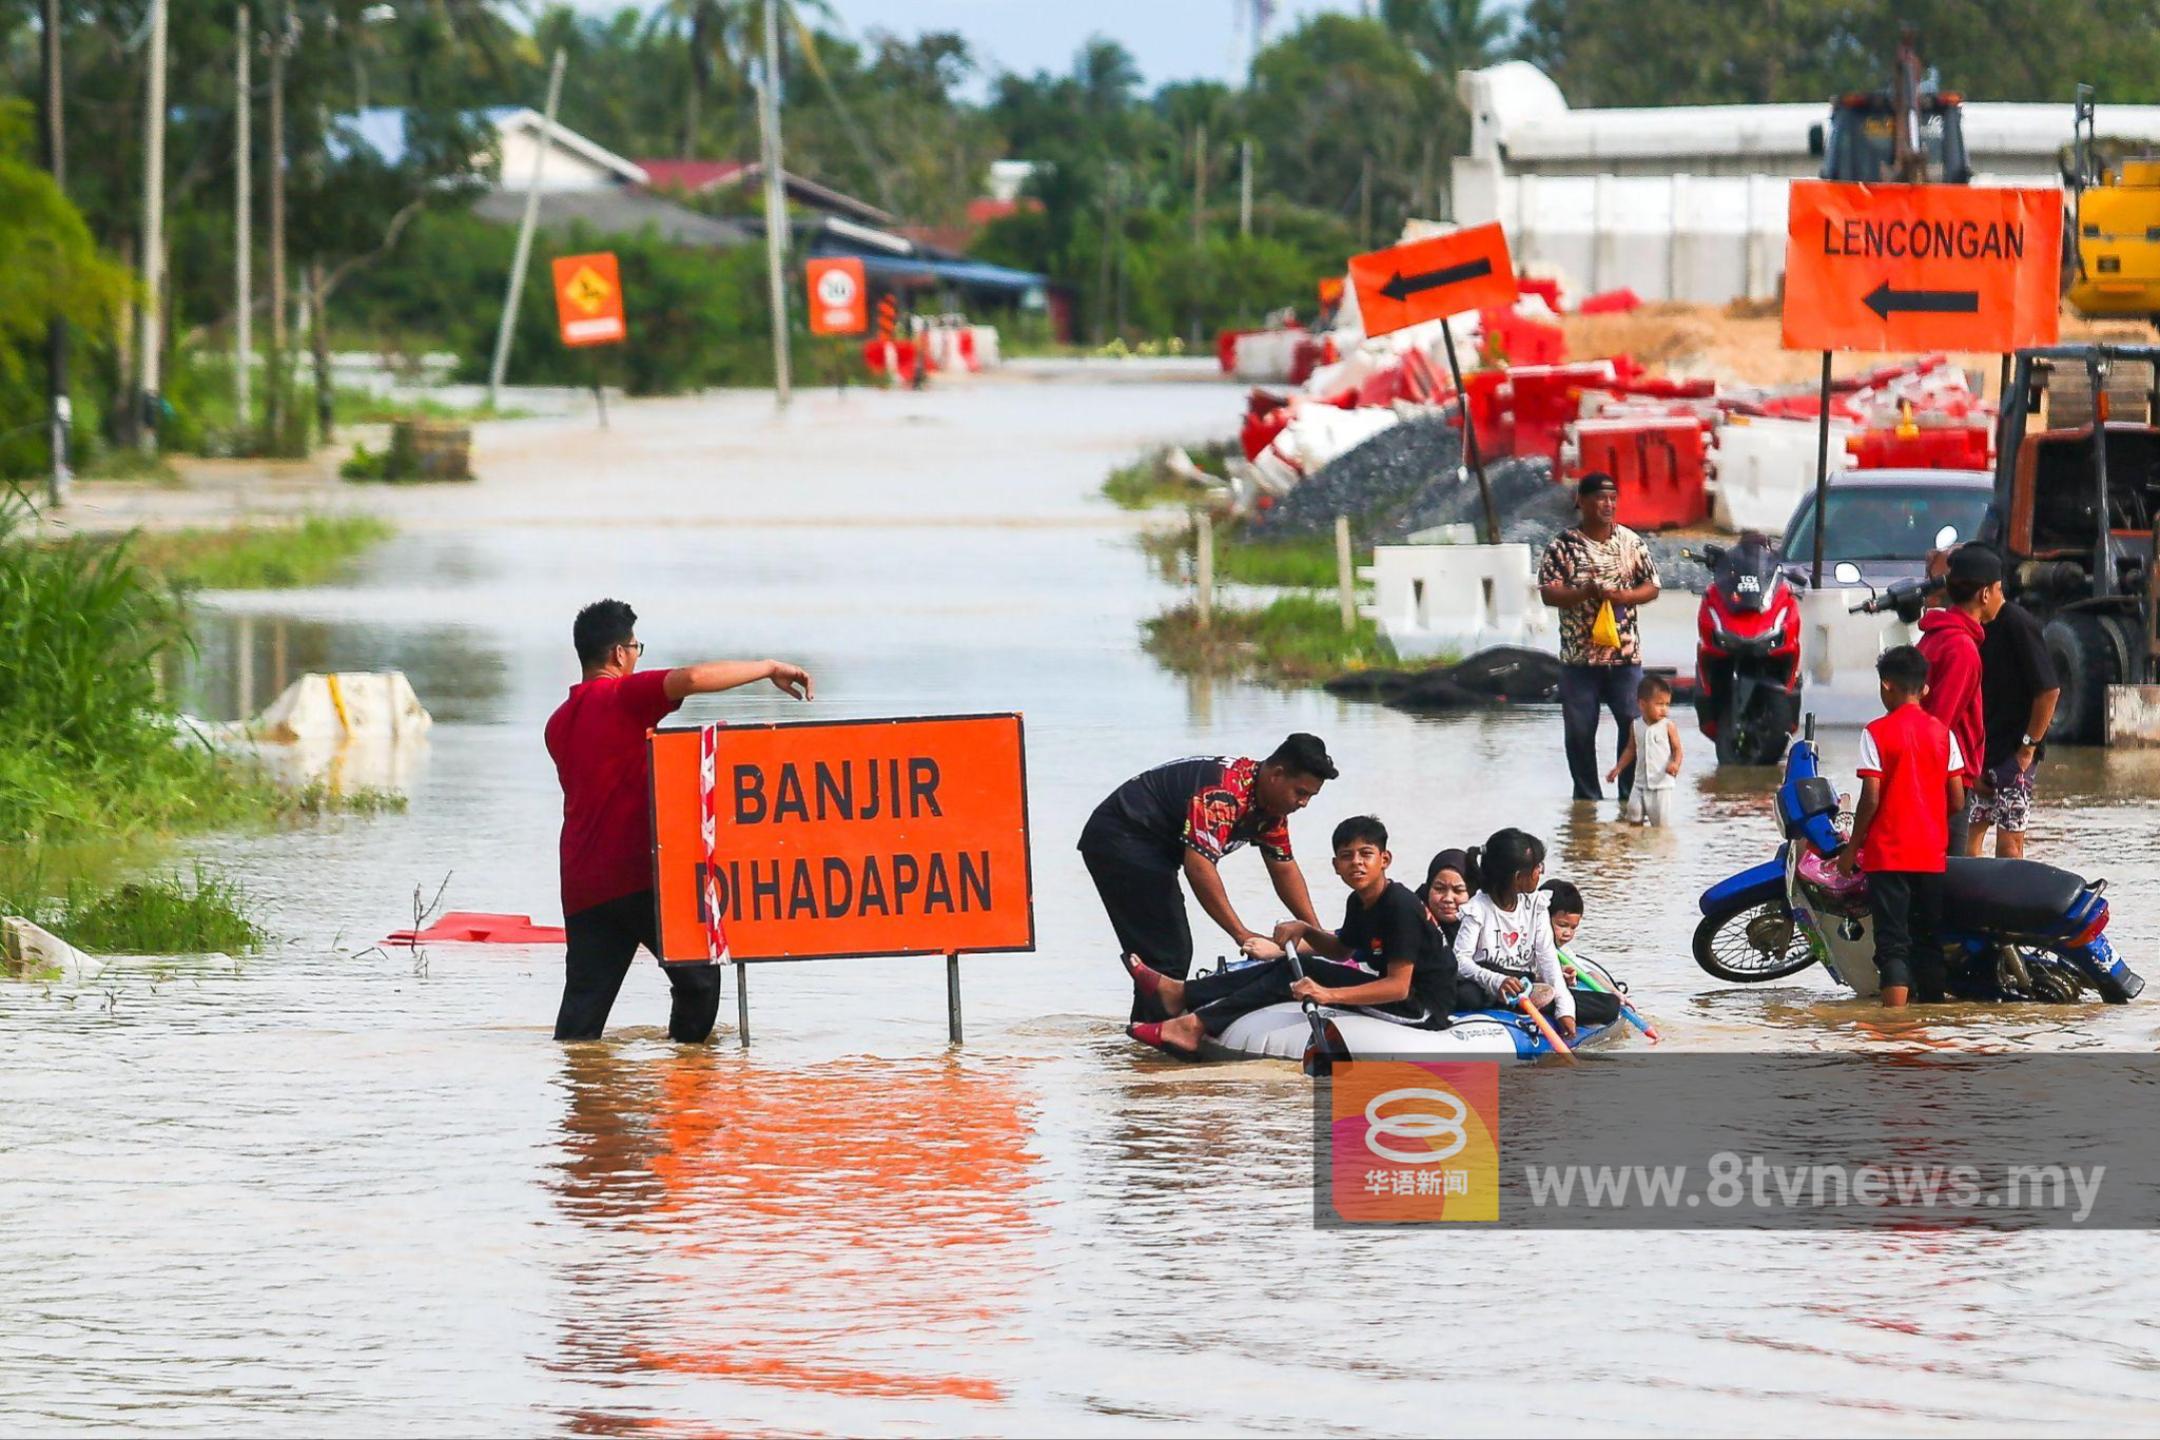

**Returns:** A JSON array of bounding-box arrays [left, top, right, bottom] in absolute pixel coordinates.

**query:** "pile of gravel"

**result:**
[[1251, 412, 1711, 593], [1254, 416, 1463, 541]]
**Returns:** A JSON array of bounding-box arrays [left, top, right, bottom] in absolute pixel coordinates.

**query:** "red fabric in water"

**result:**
[[383, 912, 568, 946]]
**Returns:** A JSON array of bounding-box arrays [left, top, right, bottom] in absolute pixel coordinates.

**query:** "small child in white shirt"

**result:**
[[1609, 673, 1682, 826]]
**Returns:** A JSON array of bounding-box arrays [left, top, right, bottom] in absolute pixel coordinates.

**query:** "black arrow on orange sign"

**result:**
[[1863, 280, 1979, 320], [1379, 256, 1495, 302]]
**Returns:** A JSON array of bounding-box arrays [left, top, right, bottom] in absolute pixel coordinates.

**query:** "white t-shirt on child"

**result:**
[[1455, 890, 1573, 1021]]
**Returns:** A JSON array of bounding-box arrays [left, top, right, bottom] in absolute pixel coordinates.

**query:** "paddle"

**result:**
[[1285, 944, 1345, 1077], [1515, 987, 1578, 1065], [1564, 949, 1660, 1044]]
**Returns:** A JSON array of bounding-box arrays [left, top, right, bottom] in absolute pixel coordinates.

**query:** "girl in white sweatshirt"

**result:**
[[1451, 828, 1619, 1036]]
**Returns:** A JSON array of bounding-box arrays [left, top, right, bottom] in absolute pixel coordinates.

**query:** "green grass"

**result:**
[[0, 864, 266, 956], [78, 448, 184, 485], [292, 781, 409, 816], [1143, 525, 1344, 588], [124, 515, 395, 589], [333, 389, 529, 425], [1103, 440, 1235, 509], [1143, 595, 1415, 686]]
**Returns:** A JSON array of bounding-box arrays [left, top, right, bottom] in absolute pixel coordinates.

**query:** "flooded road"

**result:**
[[7, 378, 2160, 1434]]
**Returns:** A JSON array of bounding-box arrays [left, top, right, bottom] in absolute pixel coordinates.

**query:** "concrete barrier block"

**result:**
[[2106, 685, 2160, 747], [1366, 542, 1556, 660]]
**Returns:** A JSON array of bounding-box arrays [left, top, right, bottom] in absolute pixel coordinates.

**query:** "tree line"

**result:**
[[3, 0, 2157, 475]]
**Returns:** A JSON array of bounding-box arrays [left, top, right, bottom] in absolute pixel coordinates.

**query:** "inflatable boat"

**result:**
[[1202, 955, 1638, 1063]]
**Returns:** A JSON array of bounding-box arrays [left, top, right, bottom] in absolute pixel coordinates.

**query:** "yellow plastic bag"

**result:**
[[1590, 599, 1622, 651]]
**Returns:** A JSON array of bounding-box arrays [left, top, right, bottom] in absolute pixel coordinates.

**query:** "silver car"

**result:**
[[1774, 467, 1995, 590]]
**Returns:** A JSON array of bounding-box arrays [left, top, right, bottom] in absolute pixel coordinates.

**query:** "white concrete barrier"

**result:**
[[1798, 588, 1915, 726], [1232, 330, 1304, 382], [254, 672, 432, 744], [969, 325, 1001, 369], [1361, 542, 1557, 660], [1709, 416, 1855, 535]]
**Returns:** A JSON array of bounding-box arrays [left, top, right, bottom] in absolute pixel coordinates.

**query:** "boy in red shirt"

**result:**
[[1915, 544, 2001, 852], [547, 599, 813, 1042], [1839, 645, 1967, 1008]]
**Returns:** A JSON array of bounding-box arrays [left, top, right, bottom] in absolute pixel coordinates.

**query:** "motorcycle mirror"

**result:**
[[1833, 561, 1862, 584], [1934, 523, 1959, 549]]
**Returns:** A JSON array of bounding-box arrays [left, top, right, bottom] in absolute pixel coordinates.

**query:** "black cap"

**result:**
[[1577, 471, 1618, 497], [1947, 544, 2004, 587]]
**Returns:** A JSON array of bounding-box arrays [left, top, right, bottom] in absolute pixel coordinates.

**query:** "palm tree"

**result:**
[[644, 0, 750, 159]]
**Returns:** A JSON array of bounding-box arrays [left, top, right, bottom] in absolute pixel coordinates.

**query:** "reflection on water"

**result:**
[[178, 612, 508, 725], [550, 1050, 1038, 1413]]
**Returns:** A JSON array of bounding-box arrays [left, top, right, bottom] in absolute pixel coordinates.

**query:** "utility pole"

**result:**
[[757, 0, 792, 408], [1360, 152, 1374, 251], [488, 47, 564, 410], [1239, 139, 1253, 239], [1096, 169, 1114, 342], [1192, 122, 1206, 248], [266, 0, 290, 449], [235, 4, 252, 434], [136, 0, 169, 454], [40, 0, 69, 507]]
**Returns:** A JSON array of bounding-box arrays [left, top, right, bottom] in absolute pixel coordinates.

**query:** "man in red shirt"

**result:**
[[1915, 544, 2001, 853], [1840, 645, 1967, 1008], [547, 599, 813, 1042]]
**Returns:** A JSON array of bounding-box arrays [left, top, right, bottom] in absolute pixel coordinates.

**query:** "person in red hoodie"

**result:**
[[1839, 645, 1967, 1008], [1914, 544, 2001, 855]]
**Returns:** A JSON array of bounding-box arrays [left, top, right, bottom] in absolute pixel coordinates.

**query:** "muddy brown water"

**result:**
[[7, 381, 2160, 1433]]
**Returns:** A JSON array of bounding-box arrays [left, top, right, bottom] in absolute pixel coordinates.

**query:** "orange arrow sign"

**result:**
[[1348, 224, 1519, 338], [1782, 181, 2062, 352]]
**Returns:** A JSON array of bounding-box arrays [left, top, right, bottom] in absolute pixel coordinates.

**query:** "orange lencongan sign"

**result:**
[[805, 256, 869, 336], [1348, 222, 1519, 338], [551, 251, 627, 348], [650, 714, 1034, 962], [1782, 181, 2063, 353]]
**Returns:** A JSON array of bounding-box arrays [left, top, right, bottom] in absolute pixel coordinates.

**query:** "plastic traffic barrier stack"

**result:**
[[1503, 361, 1619, 465], [1569, 416, 1709, 530], [1849, 425, 1990, 470]]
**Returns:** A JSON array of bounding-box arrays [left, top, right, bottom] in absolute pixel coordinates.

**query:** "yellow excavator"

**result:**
[[2064, 84, 2160, 325]]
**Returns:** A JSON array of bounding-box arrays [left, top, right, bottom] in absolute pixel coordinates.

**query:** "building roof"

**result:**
[[635, 158, 897, 226], [336, 106, 649, 185], [471, 187, 753, 248], [1459, 61, 2160, 167]]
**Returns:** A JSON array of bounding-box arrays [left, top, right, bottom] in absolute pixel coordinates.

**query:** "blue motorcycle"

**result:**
[[1694, 723, 2142, 1003]]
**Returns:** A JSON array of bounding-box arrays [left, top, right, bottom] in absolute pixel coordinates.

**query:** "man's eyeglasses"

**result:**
[[619, 641, 645, 657]]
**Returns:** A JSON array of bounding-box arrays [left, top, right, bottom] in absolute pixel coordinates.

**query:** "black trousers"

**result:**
[[1559, 662, 1641, 802], [1867, 869, 1946, 999], [1084, 850, 1194, 1021], [554, 889, 724, 1043], [1453, 973, 1623, 1027], [1183, 955, 1433, 1037]]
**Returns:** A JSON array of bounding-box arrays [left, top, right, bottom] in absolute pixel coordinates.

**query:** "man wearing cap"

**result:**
[[1538, 473, 1662, 802], [1917, 544, 2002, 856]]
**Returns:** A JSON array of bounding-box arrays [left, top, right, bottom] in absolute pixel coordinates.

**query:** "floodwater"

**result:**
[[8, 376, 2160, 1434]]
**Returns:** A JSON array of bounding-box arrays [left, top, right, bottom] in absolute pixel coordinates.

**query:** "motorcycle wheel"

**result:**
[[1693, 894, 1817, 983], [2030, 962, 2084, 1005]]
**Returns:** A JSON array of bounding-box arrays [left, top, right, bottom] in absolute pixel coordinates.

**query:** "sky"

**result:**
[[564, 1, 1379, 90]]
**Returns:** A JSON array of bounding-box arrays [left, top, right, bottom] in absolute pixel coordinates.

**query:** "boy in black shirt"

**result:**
[[1124, 815, 1454, 1055]]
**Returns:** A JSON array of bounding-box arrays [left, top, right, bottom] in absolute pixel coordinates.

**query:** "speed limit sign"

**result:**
[[805, 257, 868, 335]]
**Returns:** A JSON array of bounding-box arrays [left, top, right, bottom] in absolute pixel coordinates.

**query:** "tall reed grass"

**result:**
[[0, 498, 273, 843]]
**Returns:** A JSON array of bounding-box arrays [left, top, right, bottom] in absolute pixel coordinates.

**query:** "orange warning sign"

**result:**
[[1782, 181, 2062, 353], [650, 715, 1034, 962], [551, 251, 627, 348], [1348, 223, 1519, 339], [806, 256, 869, 336]]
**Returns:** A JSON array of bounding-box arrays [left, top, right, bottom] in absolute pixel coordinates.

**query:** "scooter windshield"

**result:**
[[1716, 541, 1780, 614]]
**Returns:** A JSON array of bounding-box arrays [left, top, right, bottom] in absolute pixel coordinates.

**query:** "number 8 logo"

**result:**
[[1362, 1086, 1469, 1163]]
